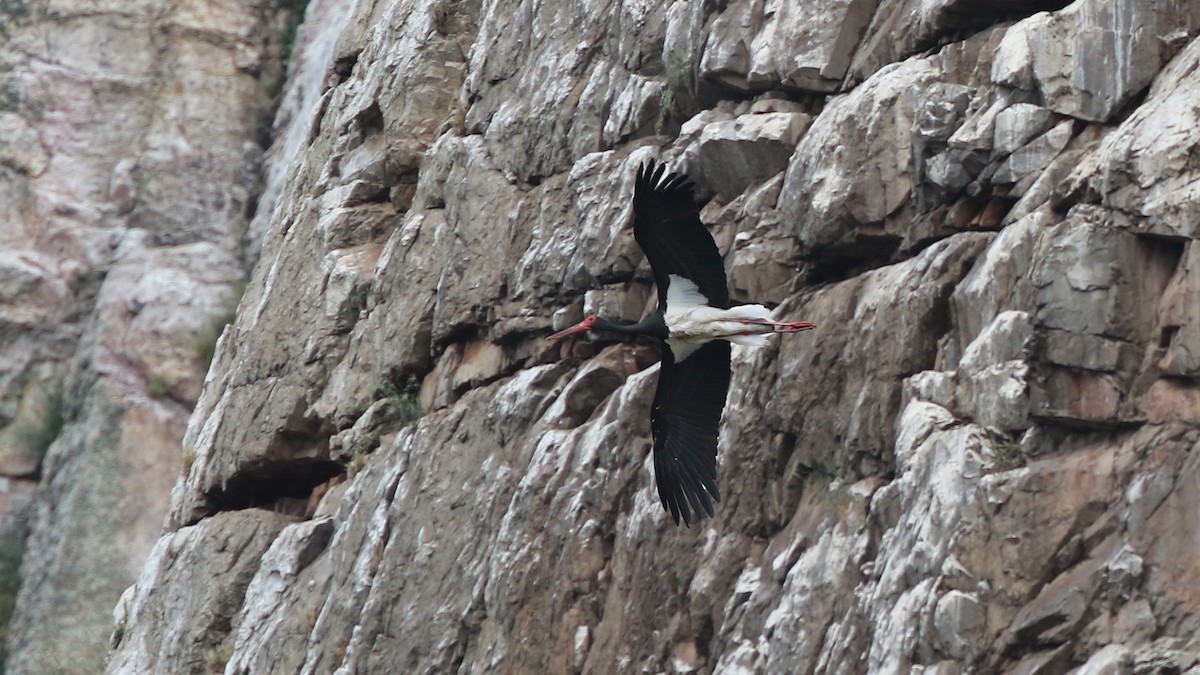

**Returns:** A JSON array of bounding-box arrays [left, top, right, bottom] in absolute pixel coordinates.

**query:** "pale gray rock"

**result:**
[[249, 0, 358, 256], [992, 1, 1200, 122], [1030, 208, 1176, 345], [1004, 124, 1105, 224], [934, 590, 986, 660], [1157, 245, 1200, 378], [950, 209, 1047, 361], [680, 111, 810, 201], [848, 0, 1065, 84], [222, 517, 335, 674], [993, 118, 1073, 184], [778, 57, 941, 259], [722, 233, 990, 518], [956, 310, 1033, 432], [906, 370, 959, 412], [0, 113, 48, 176], [1075, 644, 1132, 675], [993, 103, 1058, 156], [949, 89, 1024, 152], [169, 0, 481, 525], [828, 401, 989, 673], [1038, 329, 1140, 373], [926, 150, 975, 190], [584, 284, 651, 325], [1, 0, 290, 668], [700, 174, 800, 306], [466, 0, 675, 182], [700, 0, 875, 92], [107, 510, 294, 675], [699, 1, 761, 91], [1065, 34, 1200, 240]]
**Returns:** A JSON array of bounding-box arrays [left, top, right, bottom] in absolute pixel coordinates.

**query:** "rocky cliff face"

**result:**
[[6, 0, 1200, 672]]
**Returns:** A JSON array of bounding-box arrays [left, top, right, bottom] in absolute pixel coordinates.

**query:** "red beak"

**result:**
[[548, 320, 592, 340]]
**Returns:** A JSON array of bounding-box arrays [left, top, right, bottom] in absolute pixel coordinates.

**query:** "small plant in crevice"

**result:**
[[376, 374, 423, 427], [982, 427, 1026, 472], [345, 450, 367, 479], [793, 458, 852, 518], [337, 284, 370, 332], [988, 440, 1025, 471], [0, 0, 32, 39], [817, 472, 852, 517], [430, 0, 468, 36], [280, 0, 313, 74], [0, 78, 20, 112], [194, 278, 248, 371], [146, 373, 170, 399], [10, 383, 65, 465], [180, 444, 197, 477], [110, 597, 130, 649], [204, 635, 236, 674], [656, 50, 695, 135]]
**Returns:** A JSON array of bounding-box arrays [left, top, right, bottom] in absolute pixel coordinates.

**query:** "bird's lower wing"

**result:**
[[651, 340, 732, 526]]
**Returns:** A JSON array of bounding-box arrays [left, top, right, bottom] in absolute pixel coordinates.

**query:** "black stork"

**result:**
[[549, 160, 816, 526]]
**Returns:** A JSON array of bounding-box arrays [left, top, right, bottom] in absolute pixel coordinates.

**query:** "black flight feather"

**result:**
[[650, 340, 731, 526], [633, 160, 731, 310]]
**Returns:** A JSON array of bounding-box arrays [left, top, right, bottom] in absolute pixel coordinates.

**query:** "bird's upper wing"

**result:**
[[651, 339, 731, 526], [633, 161, 730, 310]]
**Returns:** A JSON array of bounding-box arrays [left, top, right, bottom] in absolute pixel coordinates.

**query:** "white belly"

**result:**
[[662, 274, 779, 360], [665, 304, 774, 340]]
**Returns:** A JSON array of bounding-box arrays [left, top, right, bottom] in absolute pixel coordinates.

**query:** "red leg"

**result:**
[[734, 319, 816, 333]]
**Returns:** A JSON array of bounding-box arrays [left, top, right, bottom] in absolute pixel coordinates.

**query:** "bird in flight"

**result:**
[[549, 160, 815, 525]]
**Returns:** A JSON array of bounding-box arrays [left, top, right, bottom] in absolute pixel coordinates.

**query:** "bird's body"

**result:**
[[550, 160, 815, 525], [662, 275, 791, 351]]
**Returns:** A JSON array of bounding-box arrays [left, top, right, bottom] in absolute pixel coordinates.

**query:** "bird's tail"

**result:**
[[726, 304, 815, 347]]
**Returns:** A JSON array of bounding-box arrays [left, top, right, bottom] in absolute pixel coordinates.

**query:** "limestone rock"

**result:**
[[700, 0, 875, 92], [722, 233, 990, 521], [1030, 209, 1176, 345], [951, 209, 1047, 361], [993, 103, 1058, 156], [690, 174, 800, 306], [778, 57, 941, 263], [993, 1, 1200, 122], [934, 590, 986, 660], [992, 119, 1073, 184], [1157, 245, 1200, 378], [849, 0, 1070, 84], [1064, 34, 1200, 240], [956, 310, 1034, 432], [107, 510, 295, 675], [680, 111, 810, 201]]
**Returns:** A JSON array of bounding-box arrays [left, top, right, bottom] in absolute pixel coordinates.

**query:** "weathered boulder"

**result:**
[[107, 510, 295, 675], [680, 110, 810, 201], [1063, 33, 1200, 240], [778, 57, 942, 265], [848, 0, 1073, 84], [700, 0, 875, 93], [993, 0, 1200, 122]]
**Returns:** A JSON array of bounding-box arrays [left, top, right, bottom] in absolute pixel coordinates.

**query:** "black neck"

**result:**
[[595, 313, 668, 340]]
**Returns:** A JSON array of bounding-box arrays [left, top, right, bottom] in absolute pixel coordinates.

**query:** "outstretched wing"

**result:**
[[633, 161, 730, 311], [652, 339, 731, 526]]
